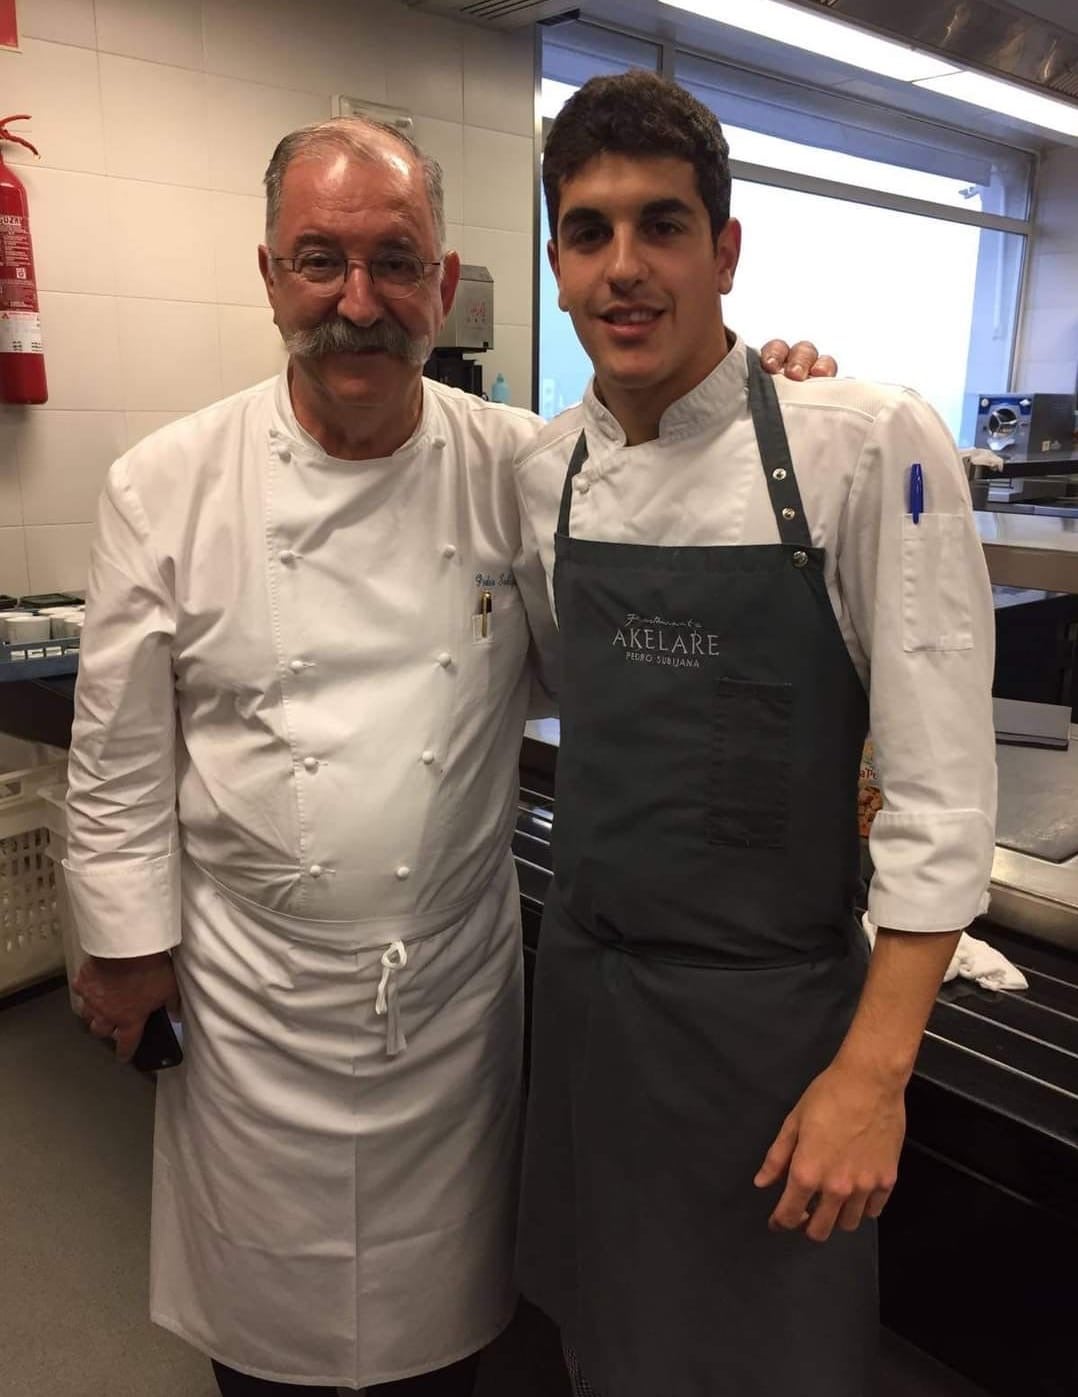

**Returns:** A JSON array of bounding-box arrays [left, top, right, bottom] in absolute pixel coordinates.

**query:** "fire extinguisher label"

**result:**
[[0, 310, 43, 354], [0, 212, 38, 311]]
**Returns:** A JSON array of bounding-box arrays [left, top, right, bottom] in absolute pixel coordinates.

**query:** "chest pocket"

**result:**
[[462, 585, 526, 685], [709, 677, 793, 849], [429, 582, 528, 766], [902, 514, 974, 652]]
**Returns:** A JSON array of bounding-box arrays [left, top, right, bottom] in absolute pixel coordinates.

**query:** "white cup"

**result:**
[[5, 614, 51, 642], [0, 612, 33, 642], [0, 611, 27, 641]]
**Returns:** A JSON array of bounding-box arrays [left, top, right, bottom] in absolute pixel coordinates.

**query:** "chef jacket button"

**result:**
[[772, 467, 787, 481], [421, 750, 435, 765], [276, 445, 292, 463], [432, 436, 447, 450], [574, 478, 590, 495], [442, 544, 456, 559], [396, 865, 411, 880], [437, 651, 452, 668], [289, 659, 305, 674], [279, 549, 296, 564], [782, 507, 797, 521], [309, 863, 324, 878], [793, 550, 809, 568], [303, 756, 319, 772]]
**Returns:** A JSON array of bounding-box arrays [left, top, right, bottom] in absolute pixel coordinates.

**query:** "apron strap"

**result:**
[[746, 347, 814, 549], [556, 430, 591, 538]]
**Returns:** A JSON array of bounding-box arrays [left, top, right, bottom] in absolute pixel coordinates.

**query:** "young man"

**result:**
[[514, 72, 996, 1397], [67, 114, 824, 1395]]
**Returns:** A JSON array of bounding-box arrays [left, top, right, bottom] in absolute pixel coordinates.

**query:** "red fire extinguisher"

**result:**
[[0, 115, 47, 405]]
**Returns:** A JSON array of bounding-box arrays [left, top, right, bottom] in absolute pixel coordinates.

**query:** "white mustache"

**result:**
[[283, 316, 432, 368]]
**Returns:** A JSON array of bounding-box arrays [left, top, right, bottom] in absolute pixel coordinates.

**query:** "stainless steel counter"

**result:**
[[991, 725, 1078, 952], [974, 510, 1078, 591]]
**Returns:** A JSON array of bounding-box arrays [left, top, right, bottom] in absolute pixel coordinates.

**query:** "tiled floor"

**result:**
[[2, 981, 990, 1396]]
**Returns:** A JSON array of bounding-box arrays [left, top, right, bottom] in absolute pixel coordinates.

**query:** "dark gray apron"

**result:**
[[517, 349, 878, 1397]]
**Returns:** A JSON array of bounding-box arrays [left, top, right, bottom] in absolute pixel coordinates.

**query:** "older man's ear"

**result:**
[[760, 340, 839, 381]]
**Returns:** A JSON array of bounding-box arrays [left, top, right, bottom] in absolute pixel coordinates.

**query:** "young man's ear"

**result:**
[[548, 238, 569, 312], [714, 218, 742, 297]]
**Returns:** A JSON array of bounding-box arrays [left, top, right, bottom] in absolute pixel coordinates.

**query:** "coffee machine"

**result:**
[[423, 264, 494, 396], [973, 393, 1074, 455]]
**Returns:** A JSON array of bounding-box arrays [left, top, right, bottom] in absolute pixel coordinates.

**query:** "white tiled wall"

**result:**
[[0, 0, 536, 593], [1014, 145, 1078, 397]]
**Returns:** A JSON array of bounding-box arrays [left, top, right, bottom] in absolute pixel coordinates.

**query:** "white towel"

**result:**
[[861, 915, 1028, 992], [959, 447, 1006, 473]]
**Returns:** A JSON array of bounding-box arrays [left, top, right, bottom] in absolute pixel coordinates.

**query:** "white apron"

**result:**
[[151, 854, 523, 1389], [64, 372, 546, 1387]]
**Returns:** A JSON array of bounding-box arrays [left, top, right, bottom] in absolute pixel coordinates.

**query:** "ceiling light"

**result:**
[[913, 69, 1078, 139], [663, 0, 959, 83]]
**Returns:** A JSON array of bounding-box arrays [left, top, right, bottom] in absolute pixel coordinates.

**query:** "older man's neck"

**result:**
[[288, 362, 424, 461]]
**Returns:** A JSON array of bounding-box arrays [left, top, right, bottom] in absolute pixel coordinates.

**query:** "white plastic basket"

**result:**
[[0, 762, 69, 996]]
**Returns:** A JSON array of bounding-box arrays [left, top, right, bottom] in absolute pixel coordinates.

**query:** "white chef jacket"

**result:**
[[515, 336, 997, 936], [65, 370, 543, 948], [63, 370, 548, 1386]]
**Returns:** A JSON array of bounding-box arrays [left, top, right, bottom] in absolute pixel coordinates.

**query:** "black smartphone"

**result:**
[[131, 1006, 184, 1073]]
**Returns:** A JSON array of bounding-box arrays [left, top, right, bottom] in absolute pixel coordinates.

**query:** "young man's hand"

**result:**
[[753, 1059, 905, 1241], [760, 339, 838, 380], [74, 952, 179, 1064]]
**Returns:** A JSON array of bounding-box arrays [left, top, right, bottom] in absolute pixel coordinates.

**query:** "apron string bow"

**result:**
[[375, 939, 408, 1057]]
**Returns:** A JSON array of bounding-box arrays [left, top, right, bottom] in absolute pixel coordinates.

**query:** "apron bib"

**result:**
[[517, 350, 877, 1397]]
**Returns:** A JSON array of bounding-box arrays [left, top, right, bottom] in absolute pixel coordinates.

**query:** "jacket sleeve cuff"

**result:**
[[61, 850, 181, 957], [866, 809, 995, 933]]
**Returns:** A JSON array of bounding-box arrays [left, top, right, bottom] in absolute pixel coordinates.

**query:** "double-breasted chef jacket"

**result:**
[[512, 337, 997, 1397], [63, 371, 551, 1389]]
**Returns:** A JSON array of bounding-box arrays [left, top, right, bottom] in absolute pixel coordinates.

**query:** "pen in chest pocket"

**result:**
[[908, 462, 924, 524], [472, 589, 493, 640]]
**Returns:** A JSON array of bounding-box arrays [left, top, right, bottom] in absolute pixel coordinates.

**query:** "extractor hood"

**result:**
[[404, 0, 577, 27], [790, 0, 1078, 101], [409, 0, 1078, 107]]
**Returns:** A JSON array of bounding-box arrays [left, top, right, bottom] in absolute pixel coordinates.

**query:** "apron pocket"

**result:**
[[709, 677, 792, 848]]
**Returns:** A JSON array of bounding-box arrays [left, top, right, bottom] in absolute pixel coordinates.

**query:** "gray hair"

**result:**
[[263, 117, 446, 252]]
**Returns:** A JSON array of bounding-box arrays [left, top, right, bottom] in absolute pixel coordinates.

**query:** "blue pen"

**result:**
[[909, 462, 923, 525]]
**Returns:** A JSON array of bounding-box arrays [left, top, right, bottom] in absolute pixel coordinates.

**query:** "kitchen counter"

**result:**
[[981, 448, 1078, 477], [974, 511, 1078, 591]]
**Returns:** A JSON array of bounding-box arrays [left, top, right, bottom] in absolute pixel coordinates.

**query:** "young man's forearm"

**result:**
[[835, 927, 962, 1087]]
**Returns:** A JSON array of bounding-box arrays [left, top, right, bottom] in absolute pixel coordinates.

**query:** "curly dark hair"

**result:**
[[543, 70, 731, 241]]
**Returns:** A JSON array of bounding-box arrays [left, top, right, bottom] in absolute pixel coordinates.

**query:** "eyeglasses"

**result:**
[[270, 249, 442, 299]]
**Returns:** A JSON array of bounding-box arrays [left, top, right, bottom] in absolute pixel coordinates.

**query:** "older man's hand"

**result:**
[[74, 952, 179, 1064], [760, 340, 838, 381]]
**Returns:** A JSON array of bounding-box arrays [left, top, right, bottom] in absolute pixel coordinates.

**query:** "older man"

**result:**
[[68, 116, 826, 1395]]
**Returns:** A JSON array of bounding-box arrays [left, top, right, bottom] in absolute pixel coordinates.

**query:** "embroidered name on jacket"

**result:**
[[612, 614, 721, 670]]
